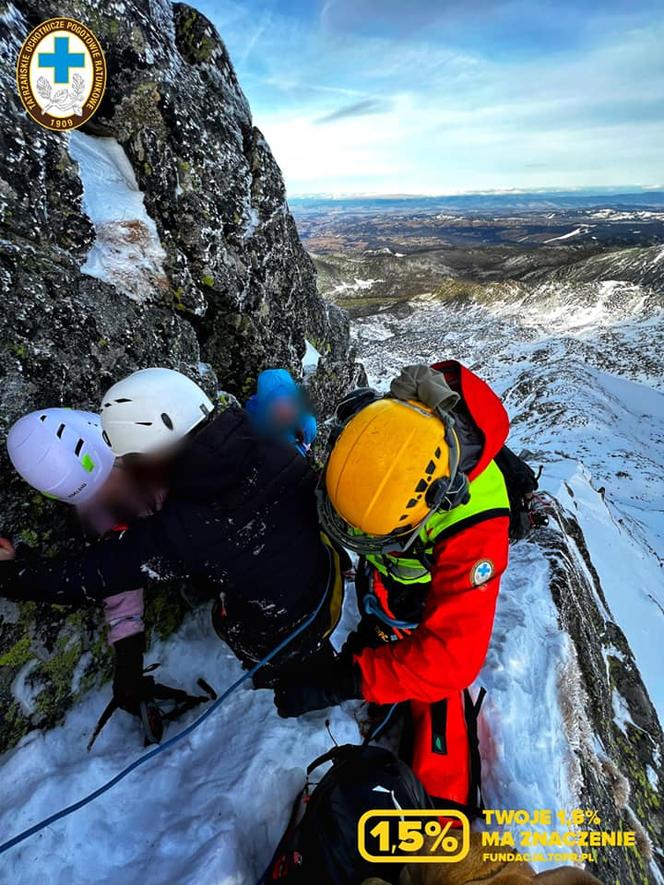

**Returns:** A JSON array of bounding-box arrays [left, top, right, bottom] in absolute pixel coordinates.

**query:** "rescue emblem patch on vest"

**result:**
[[470, 559, 494, 586]]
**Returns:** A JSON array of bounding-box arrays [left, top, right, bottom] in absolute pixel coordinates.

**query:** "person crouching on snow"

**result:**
[[0, 368, 345, 728], [274, 362, 511, 817]]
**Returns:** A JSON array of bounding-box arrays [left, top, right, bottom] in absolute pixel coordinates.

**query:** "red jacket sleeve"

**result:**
[[355, 516, 510, 704]]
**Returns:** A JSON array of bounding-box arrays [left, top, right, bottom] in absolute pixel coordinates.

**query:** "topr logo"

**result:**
[[16, 17, 106, 131], [470, 559, 494, 586]]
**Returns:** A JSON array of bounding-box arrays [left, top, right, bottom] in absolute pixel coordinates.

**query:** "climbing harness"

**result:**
[[362, 591, 419, 631]]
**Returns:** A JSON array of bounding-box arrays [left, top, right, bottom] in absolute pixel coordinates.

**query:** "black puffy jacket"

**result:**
[[1, 408, 330, 635]]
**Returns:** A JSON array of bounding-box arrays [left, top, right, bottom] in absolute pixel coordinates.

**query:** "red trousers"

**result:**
[[409, 688, 484, 814], [350, 562, 489, 816]]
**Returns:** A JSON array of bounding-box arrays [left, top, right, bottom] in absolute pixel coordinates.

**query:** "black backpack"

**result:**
[[494, 445, 545, 540], [261, 744, 433, 885]]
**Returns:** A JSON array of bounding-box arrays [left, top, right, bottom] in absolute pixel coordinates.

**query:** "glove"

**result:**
[[100, 632, 211, 748], [390, 365, 460, 417], [112, 632, 153, 715], [294, 412, 317, 454], [274, 654, 363, 718]]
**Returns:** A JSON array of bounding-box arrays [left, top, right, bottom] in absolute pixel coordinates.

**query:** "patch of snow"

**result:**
[[353, 316, 394, 342], [11, 660, 43, 717], [140, 564, 162, 581], [546, 455, 664, 720], [71, 652, 93, 696], [544, 225, 592, 243], [0, 607, 362, 883], [69, 131, 168, 301], [331, 277, 383, 295], [589, 208, 664, 222], [646, 765, 658, 789], [0, 2, 23, 29], [363, 247, 404, 257], [243, 206, 260, 240], [612, 689, 633, 733], [302, 339, 321, 375], [475, 542, 583, 869]]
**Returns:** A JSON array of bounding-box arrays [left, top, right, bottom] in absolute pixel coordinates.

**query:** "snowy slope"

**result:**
[[353, 280, 664, 879], [0, 545, 590, 884], [356, 283, 664, 720], [354, 283, 664, 719], [0, 607, 362, 885], [475, 542, 583, 844]]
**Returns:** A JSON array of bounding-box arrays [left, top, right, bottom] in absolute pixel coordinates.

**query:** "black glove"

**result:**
[[274, 654, 363, 718], [89, 632, 213, 749], [112, 633, 154, 715]]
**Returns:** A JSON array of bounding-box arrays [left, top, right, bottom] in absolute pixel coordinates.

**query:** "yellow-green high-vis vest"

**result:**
[[367, 460, 510, 585]]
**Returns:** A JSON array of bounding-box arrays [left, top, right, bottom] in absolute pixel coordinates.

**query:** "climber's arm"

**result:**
[[355, 516, 510, 704], [0, 513, 185, 605]]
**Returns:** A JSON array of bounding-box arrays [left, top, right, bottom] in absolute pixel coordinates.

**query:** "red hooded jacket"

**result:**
[[355, 361, 510, 704]]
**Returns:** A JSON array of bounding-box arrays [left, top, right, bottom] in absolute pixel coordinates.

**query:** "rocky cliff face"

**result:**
[[542, 503, 663, 884], [0, 0, 361, 749]]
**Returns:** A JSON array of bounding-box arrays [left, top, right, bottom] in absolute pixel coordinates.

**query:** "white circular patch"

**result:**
[[471, 559, 494, 586]]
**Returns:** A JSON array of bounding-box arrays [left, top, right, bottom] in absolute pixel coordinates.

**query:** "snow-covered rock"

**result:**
[[69, 132, 168, 302]]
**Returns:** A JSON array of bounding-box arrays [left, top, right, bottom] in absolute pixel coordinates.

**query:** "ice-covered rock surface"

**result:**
[[68, 131, 168, 301], [0, 0, 361, 748]]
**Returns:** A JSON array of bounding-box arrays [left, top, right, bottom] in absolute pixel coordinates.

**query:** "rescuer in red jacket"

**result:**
[[275, 361, 511, 812]]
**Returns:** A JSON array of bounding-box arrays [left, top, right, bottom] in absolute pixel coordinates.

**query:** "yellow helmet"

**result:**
[[321, 397, 459, 549]]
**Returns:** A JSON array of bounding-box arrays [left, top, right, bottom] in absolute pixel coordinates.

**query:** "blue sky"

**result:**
[[195, 0, 664, 195]]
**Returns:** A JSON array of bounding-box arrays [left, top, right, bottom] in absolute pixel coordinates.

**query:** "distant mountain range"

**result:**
[[290, 189, 664, 215]]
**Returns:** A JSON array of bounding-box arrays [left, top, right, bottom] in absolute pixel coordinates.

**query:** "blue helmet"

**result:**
[[245, 369, 317, 455]]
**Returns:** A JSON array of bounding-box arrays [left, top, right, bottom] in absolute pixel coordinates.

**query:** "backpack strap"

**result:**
[[305, 744, 354, 776], [258, 785, 308, 883]]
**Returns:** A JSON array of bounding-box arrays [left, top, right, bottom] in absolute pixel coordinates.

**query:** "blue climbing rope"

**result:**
[[363, 702, 399, 744], [0, 586, 331, 857], [362, 591, 419, 631]]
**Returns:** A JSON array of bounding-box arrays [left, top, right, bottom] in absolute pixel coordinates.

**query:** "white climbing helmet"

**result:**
[[6, 409, 115, 504], [100, 367, 214, 457]]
